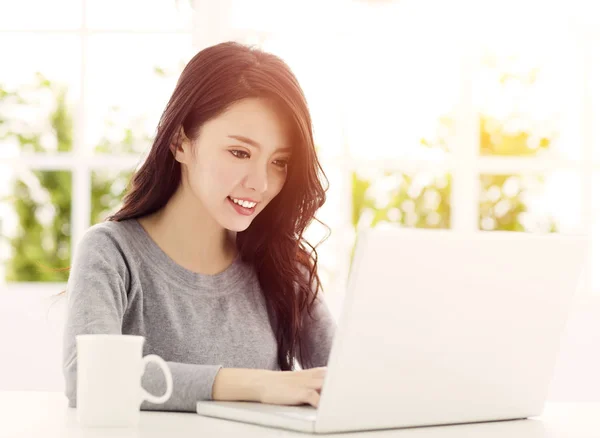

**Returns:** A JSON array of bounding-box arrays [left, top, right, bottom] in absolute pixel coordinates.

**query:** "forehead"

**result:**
[[207, 98, 293, 149]]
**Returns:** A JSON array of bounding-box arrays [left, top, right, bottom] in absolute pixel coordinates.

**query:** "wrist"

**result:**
[[250, 369, 273, 403], [212, 368, 274, 403]]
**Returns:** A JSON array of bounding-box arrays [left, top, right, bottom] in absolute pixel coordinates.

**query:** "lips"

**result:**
[[227, 196, 256, 216]]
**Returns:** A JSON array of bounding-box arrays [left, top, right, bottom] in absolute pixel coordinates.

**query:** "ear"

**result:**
[[170, 126, 190, 164]]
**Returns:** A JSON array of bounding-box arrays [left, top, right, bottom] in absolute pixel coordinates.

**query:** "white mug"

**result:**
[[76, 334, 173, 428]]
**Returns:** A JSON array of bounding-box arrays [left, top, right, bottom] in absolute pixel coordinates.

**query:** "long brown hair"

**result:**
[[108, 41, 329, 371]]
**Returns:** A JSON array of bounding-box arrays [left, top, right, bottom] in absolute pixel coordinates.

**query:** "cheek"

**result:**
[[205, 161, 239, 195], [267, 171, 287, 198], [186, 159, 231, 200]]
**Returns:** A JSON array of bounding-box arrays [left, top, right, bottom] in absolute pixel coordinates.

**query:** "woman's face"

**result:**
[[173, 97, 293, 232]]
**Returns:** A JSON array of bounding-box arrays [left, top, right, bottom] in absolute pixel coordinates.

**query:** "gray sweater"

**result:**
[[62, 219, 336, 412]]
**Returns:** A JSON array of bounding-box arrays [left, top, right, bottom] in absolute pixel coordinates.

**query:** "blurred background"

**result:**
[[0, 0, 599, 400]]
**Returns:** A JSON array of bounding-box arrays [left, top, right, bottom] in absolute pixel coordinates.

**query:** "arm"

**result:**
[[61, 226, 264, 412], [299, 287, 337, 369]]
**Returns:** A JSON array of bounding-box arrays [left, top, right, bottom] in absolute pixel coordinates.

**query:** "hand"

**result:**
[[257, 367, 327, 408]]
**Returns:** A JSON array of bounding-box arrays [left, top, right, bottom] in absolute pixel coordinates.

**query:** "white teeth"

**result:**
[[230, 197, 256, 209]]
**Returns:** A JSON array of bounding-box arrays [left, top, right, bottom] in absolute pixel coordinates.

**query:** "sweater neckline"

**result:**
[[128, 218, 247, 295]]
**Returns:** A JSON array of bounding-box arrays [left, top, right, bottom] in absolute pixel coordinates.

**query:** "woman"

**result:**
[[62, 41, 336, 413]]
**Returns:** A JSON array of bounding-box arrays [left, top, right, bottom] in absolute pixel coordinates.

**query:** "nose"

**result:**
[[243, 163, 269, 194]]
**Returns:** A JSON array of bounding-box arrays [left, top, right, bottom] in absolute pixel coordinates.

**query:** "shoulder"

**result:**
[[79, 219, 137, 246], [70, 220, 144, 285], [76, 219, 140, 260]]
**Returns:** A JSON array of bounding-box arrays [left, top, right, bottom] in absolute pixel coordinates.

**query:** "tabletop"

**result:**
[[1, 392, 599, 438]]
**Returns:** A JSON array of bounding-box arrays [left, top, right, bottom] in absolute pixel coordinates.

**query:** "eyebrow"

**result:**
[[228, 135, 292, 153]]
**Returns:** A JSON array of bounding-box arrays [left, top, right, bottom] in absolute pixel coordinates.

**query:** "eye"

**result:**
[[273, 159, 289, 170], [230, 149, 250, 159]]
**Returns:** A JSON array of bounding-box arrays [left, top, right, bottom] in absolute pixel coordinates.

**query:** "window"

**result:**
[[1, 1, 598, 307], [223, 1, 600, 315], [0, 0, 195, 286]]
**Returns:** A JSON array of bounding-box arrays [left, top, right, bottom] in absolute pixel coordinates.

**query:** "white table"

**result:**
[[1, 392, 599, 438]]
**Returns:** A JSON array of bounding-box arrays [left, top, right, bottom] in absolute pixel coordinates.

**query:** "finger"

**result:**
[[309, 367, 327, 376], [305, 389, 320, 408], [304, 378, 324, 390], [295, 367, 325, 378]]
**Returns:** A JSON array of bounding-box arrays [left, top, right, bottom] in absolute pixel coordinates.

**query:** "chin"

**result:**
[[223, 220, 252, 233]]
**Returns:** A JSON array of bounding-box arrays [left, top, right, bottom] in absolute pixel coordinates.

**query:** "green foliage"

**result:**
[[6, 171, 72, 281], [0, 75, 138, 282], [93, 106, 152, 155], [0, 55, 561, 282], [90, 106, 144, 225], [0, 74, 72, 281], [479, 174, 528, 232], [478, 112, 558, 232], [350, 112, 559, 238], [352, 56, 559, 236], [352, 170, 451, 230], [479, 115, 552, 156], [0, 57, 176, 281], [91, 170, 133, 224]]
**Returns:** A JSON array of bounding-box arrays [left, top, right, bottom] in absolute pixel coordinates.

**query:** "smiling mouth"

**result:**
[[227, 196, 257, 216]]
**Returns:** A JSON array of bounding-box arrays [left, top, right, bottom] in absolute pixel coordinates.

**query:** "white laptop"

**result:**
[[196, 226, 589, 434]]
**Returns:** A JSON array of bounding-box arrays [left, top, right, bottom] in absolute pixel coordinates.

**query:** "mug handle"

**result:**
[[140, 354, 173, 404]]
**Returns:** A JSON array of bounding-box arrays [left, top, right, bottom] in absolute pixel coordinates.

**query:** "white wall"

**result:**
[[0, 286, 598, 401], [0, 285, 67, 392]]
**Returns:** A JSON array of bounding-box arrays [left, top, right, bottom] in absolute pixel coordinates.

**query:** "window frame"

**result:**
[[1, 3, 598, 298], [0, 0, 190, 291]]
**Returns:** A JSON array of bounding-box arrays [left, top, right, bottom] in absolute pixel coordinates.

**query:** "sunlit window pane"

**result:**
[[85, 34, 194, 154], [592, 174, 600, 294], [479, 171, 581, 233], [475, 36, 583, 159], [261, 36, 344, 160], [340, 34, 460, 161], [91, 170, 134, 225], [0, 0, 81, 30], [352, 168, 452, 231], [301, 159, 347, 293], [0, 169, 71, 282], [591, 43, 600, 162], [86, 0, 193, 31], [0, 35, 79, 155]]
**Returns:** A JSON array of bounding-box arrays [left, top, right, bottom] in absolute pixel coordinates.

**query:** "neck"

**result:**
[[139, 183, 237, 275]]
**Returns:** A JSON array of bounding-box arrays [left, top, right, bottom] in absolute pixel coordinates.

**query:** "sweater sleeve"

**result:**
[[62, 225, 222, 413]]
